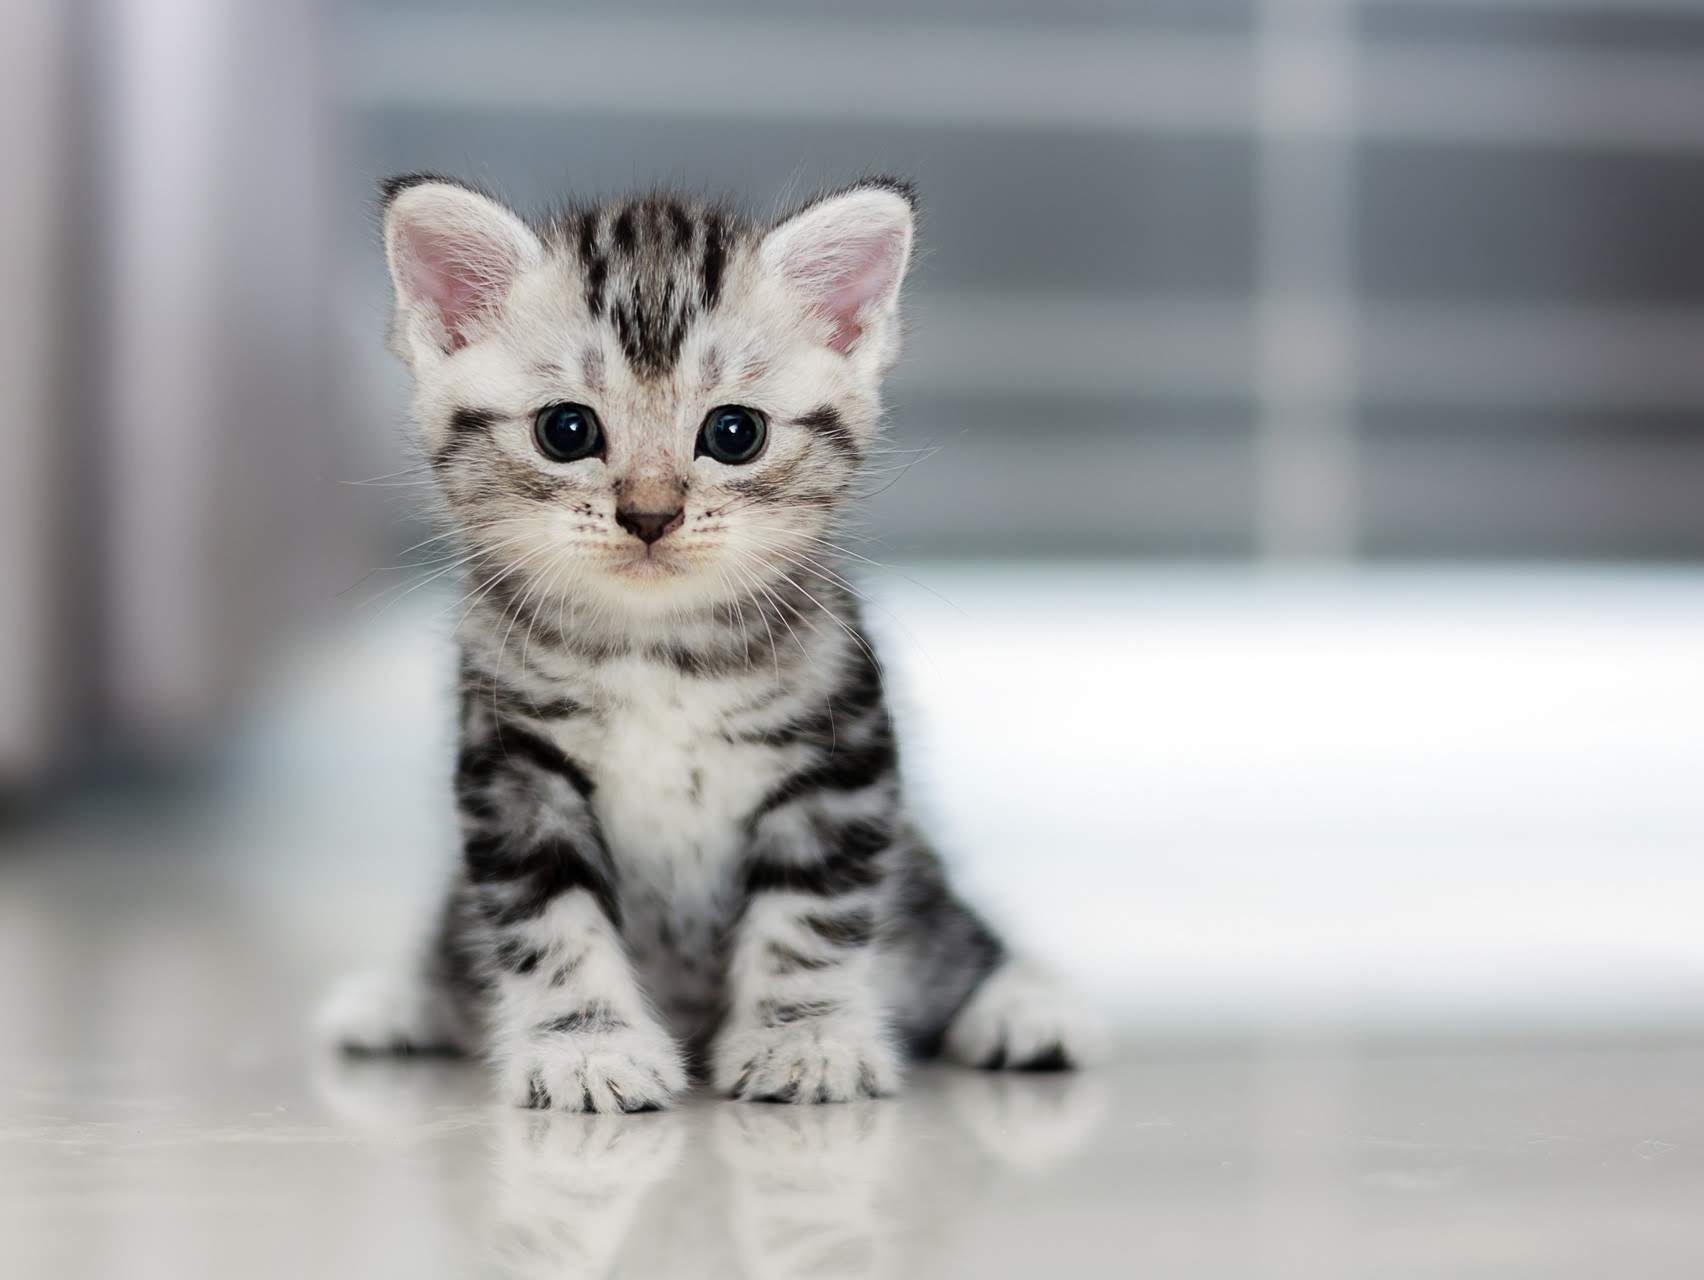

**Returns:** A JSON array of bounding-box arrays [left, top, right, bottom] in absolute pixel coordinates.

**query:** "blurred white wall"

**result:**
[[204, 565, 1704, 1031], [103, 0, 340, 744], [2, 1, 356, 783]]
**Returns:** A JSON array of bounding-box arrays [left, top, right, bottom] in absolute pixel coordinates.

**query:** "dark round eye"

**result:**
[[533, 402, 603, 462], [697, 405, 767, 465]]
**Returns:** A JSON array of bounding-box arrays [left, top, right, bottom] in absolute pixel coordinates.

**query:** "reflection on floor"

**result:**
[[8, 988, 1704, 1279]]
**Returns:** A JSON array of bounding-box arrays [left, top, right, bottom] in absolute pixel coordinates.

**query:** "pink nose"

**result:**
[[616, 507, 684, 545]]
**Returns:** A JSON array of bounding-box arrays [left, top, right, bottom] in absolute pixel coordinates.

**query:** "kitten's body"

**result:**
[[323, 178, 1098, 1109], [441, 573, 1000, 1064]]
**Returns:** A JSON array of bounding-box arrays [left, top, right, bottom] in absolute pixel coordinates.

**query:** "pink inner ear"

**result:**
[[807, 227, 907, 354], [397, 224, 516, 351]]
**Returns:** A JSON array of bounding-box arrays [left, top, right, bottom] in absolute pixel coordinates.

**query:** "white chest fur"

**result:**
[[538, 657, 785, 909], [531, 657, 795, 1030]]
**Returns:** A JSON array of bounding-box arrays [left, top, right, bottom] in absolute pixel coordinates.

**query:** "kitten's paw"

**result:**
[[317, 968, 468, 1055], [713, 1011, 900, 1104], [504, 1012, 688, 1114], [943, 959, 1105, 1072]]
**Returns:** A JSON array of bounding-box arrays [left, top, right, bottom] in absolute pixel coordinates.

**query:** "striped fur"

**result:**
[[319, 178, 1100, 1110]]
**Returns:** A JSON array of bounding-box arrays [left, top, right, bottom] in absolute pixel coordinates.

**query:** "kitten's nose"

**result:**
[[616, 507, 685, 545]]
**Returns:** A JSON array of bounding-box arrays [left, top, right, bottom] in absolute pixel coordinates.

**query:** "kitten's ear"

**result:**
[[761, 180, 915, 356], [382, 176, 542, 364]]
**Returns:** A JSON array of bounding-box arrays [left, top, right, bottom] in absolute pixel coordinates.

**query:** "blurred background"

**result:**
[[4, 0, 1704, 1033]]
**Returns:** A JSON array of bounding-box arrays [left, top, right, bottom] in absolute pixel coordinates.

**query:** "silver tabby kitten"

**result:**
[[322, 175, 1101, 1110]]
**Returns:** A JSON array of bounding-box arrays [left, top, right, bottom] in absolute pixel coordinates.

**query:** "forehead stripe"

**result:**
[[611, 206, 636, 254], [555, 197, 743, 379], [701, 214, 727, 309], [669, 202, 693, 250]]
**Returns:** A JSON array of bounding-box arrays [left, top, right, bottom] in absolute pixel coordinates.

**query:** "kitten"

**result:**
[[321, 175, 1101, 1110]]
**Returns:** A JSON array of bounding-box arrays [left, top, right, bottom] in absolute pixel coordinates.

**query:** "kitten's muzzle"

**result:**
[[615, 507, 685, 546]]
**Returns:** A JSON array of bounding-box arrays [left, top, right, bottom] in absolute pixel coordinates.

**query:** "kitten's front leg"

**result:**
[[460, 728, 686, 1113], [712, 815, 902, 1104], [486, 881, 687, 1113]]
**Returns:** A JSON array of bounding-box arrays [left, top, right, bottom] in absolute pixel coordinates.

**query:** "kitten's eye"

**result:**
[[697, 405, 767, 465], [533, 402, 603, 462]]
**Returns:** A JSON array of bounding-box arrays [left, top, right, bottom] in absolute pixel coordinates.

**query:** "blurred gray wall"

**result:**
[[339, 0, 1704, 560], [5, 0, 1704, 781]]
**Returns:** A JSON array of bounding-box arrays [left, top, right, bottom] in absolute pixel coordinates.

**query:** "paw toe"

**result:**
[[716, 1021, 899, 1104], [1013, 1042, 1074, 1072], [317, 970, 465, 1056], [508, 1022, 687, 1113], [945, 961, 1102, 1073]]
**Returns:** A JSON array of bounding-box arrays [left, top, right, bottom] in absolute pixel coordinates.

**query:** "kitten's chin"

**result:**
[[607, 553, 683, 583], [587, 551, 729, 617]]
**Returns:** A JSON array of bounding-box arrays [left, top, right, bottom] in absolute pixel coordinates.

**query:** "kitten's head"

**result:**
[[382, 176, 914, 624]]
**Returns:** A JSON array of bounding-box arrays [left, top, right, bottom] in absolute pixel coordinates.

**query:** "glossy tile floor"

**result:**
[[5, 567, 1704, 1276], [6, 875, 1704, 1280]]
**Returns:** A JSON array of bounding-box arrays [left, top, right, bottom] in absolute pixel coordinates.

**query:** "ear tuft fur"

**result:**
[[379, 171, 470, 209], [846, 173, 919, 211]]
